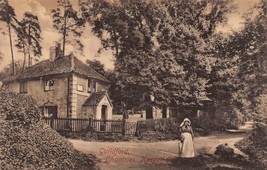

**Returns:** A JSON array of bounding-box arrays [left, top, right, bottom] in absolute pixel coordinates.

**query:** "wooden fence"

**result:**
[[136, 117, 181, 132], [43, 117, 136, 135], [44, 117, 90, 132], [44, 117, 183, 136]]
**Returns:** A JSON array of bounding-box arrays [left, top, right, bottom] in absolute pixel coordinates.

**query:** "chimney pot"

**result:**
[[49, 46, 56, 61], [49, 42, 62, 61]]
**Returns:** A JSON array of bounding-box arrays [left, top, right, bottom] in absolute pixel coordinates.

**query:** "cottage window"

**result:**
[[88, 79, 96, 93], [44, 79, 54, 91], [20, 81, 27, 93], [77, 84, 84, 92]]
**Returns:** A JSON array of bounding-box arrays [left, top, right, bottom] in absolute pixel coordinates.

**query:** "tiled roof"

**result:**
[[82, 91, 107, 106], [3, 55, 110, 83]]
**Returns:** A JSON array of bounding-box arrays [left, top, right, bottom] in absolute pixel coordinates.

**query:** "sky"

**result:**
[[0, 0, 260, 71]]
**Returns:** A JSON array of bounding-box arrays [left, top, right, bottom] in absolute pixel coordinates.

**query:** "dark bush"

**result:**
[[195, 109, 245, 131], [0, 89, 42, 125], [235, 120, 267, 168], [214, 143, 234, 160], [96, 133, 131, 142], [172, 152, 257, 170], [0, 90, 96, 169], [194, 128, 211, 136]]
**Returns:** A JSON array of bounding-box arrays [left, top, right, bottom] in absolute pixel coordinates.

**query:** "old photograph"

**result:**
[[0, 0, 266, 169]]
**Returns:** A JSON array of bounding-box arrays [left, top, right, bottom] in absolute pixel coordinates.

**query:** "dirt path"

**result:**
[[70, 121, 254, 170]]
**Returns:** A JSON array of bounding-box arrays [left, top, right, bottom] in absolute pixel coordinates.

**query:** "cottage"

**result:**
[[2, 45, 113, 120]]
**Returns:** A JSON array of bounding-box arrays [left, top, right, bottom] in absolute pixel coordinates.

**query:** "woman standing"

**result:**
[[179, 118, 195, 158]]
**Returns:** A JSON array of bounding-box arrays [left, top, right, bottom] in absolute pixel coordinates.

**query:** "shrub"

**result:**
[[225, 110, 245, 130], [172, 151, 257, 170], [214, 143, 234, 160], [80, 132, 132, 142], [235, 120, 267, 168], [196, 109, 246, 131], [193, 111, 227, 131], [0, 89, 42, 126], [0, 90, 96, 169]]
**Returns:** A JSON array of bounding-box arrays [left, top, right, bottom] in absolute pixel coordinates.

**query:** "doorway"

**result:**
[[44, 106, 58, 118], [100, 105, 107, 131]]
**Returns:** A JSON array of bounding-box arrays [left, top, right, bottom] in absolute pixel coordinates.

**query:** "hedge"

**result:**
[[0, 89, 96, 169]]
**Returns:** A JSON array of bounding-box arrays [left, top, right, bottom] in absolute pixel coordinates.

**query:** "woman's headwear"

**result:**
[[180, 118, 191, 127]]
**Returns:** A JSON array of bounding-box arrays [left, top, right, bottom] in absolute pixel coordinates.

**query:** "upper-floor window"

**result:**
[[44, 79, 54, 91], [77, 84, 84, 92], [88, 79, 96, 93], [20, 81, 27, 93]]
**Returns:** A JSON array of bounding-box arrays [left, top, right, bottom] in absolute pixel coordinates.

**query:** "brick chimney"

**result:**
[[49, 42, 62, 61], [49, 46, 56, 61]]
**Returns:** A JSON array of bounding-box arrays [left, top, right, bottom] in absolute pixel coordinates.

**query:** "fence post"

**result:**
[[50, 118, 54, 129], [122, 119, 126, 136], [89, 118, 92, 129]]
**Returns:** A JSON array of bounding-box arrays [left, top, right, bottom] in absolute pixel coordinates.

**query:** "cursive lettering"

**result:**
[[99, 148, 130, 156], [105, 156, 137, 163]]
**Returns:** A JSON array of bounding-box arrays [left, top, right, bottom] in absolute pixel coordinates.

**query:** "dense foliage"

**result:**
[[79, 0, 266, 128], [0, 60, 24, 81], [79, 0, 229, 110], [235, 120, 267, 168], [0, 90, 96, 169], [0, 0, 266, 131], [172, 144, 262, 170], [51, 0, 85, 56], [0, 0, 17, 74], [15, 12, 42, 68], [86, 59, 106, 76]]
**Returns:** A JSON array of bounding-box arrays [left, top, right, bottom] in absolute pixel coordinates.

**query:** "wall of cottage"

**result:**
[[69, 75, 76, 118], [82, 107, 95, 118], [70, 73, 109, 118], [4, 73, 110, 119], [4, 77, 68, 117]]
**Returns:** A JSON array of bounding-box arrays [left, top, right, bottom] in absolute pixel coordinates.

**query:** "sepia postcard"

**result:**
[[0, 0, 266, 169]]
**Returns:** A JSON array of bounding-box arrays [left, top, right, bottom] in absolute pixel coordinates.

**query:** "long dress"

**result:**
[[180, 126, 195, 158]]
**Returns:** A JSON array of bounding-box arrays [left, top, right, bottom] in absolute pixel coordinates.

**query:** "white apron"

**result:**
[[180, 132, 195, 158]]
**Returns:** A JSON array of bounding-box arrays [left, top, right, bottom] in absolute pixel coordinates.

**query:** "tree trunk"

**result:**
[[28, 26, 32, 67], [8, 23, 15, 75], [22, 44, 26, 70], [146, 106, 153, 119], [112, 28, 119, 59], [28, 48, 31, 67], [62, 9, 67, 57], [162, 106, 167, 118]]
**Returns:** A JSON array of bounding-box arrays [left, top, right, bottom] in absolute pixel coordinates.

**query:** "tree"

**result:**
[[86, 59, 106, 76], [177, 0, 235, 39], [51, 0, 85, 56], [15, 12, 42, 68], [207, 34, 242, 126], [0, 60, 23, 80], [15, 27, 27, 69], [207, 0, 267, 126], [80, 0, 157, 117], [154, 5, 207, 107], [234, 0, 267, 117], [0, 29, 4, 62], [105, 70, 123, 112], [80, 0, 234, 118], [0, 0, 17, 74], [0, 52, 3, 61]]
